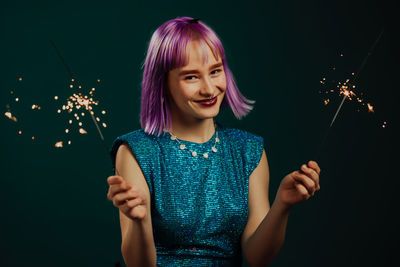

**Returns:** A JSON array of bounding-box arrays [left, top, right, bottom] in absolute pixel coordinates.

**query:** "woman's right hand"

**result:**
[[107, 175, 148, 221]]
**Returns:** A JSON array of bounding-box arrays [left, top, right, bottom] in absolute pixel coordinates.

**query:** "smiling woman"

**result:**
[[107, 16, 321, 267], [166, 40, 227, 137], [139, 17, 255, 138]]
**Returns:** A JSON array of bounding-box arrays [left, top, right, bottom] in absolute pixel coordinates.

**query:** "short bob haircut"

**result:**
[[140, 16, 255, 136]]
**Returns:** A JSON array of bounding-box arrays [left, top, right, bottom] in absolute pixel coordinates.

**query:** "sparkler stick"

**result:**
[[314, 28, 384, 161]]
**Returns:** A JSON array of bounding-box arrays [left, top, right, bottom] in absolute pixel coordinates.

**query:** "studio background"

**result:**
[[1, 0, 397, 266]]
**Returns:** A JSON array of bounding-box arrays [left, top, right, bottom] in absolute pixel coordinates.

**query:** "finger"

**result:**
[[112, 190, 138, 206], [107, 176, 123, 185], [307, 161, 321, 175], [300, 164, 319, 186], [294, 181, 311, 200], [293, 172, 316, 195], [126, 197, 144, 208], [108, 182, 133, 200]]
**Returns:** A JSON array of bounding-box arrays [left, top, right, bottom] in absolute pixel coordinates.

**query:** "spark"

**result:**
[[5, 111, 18, 122], [79, 128, 87, 134], [55, 141, 63, 148], [367, 103, 374, 113]]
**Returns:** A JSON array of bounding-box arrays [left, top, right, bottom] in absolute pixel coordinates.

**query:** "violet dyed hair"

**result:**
[[140, 16, 255, 136]]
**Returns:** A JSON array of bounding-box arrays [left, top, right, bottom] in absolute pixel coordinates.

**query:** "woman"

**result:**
[[107, 17, 321, 267]]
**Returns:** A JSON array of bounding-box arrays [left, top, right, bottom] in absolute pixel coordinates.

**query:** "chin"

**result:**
[[196, 107, 220, 119]]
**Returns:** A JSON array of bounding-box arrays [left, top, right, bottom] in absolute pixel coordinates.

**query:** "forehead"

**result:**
[[183, 40, 221, 67]]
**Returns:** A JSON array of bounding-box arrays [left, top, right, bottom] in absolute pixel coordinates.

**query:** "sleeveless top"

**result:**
[[109, 121, 264, 266]]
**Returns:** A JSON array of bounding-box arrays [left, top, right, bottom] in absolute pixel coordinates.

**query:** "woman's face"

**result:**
[[167, 40, 226, 122]]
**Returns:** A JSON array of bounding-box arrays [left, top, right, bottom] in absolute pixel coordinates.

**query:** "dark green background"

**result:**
[[1, 0, 397, 266]]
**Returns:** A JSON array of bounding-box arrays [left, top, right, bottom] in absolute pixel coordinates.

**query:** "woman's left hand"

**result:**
[[275, 161, 321, 210]]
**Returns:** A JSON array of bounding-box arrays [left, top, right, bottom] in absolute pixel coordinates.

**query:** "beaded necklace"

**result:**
[[166, 122, 219, 159]]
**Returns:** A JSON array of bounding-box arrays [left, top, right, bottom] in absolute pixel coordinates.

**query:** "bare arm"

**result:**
[[241, 149, 289, 266], [114, 144, 157, 267], [241, 149, 321, 266]]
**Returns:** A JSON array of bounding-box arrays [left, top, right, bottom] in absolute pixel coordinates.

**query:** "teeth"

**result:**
[[199, 97, 215, 102]]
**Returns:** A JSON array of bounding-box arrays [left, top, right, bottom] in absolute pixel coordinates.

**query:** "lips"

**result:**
[[196, 96, 217, 103], [195, 96, 218, 107]]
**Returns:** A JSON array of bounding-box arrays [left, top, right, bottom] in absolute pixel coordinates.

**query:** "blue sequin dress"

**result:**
[[110, 121, 264, 266]]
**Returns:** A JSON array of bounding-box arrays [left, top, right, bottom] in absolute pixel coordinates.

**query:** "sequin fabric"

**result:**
[[110, 122, 264, 266]]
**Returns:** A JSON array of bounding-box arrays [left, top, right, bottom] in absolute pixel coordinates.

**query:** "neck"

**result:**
[[167, 114, 216, 144]]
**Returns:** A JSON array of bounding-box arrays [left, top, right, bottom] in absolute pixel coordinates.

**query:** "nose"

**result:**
[[199, 76, 215, 97]]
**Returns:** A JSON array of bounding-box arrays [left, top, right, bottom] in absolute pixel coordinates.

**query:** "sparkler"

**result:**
[[50, 40, 107, 148], [51, 40, 121, 176], [314, 28, 385, 160]]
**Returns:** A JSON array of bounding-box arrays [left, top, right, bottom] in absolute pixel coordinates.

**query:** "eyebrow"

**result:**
[[178, 62, 223, 76]]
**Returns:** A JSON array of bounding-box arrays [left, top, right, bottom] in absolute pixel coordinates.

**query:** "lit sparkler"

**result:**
[[51, 40, 108, 149], [50, 41, 120, 177], [315, 29, 385, 160]]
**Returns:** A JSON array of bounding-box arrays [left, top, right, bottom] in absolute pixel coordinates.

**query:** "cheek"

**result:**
[[217, 75, 227, 90]]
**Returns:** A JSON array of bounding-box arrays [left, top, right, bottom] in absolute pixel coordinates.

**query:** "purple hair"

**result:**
[[140, 16, 255, 136]]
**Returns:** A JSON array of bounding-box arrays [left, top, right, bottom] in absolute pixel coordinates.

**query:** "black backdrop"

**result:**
[[1, 0, 397, 266]]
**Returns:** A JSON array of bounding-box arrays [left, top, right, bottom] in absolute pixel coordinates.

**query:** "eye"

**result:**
[[211, 69, 222, 75], [184, 75, 197, 80]]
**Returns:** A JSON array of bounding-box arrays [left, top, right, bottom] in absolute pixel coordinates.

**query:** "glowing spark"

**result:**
[[79, 128, 87, 134], [55, 141, 63, 148], [32, 104, 41, 110], [15, 98, 19, 102], [102, 122, 107, 128], [18, 130, 22, 134], [68, 140, 72, 145], [69, 120, 72, 124], [32, 136, 35, 140], [382, 121, 387, 128], [101, 110, 106, 114], [78, 122, 82, 126], [65, 129, 69, 133], [367, 103, 374, 113], [97, 79, 100, 82], [54, 96, 59, 100], [96, 117, 100, 122], [18, 77, 22, 81], [5, 111, 18, 122], [57, 109, 61, 113], [323, 99, 330, 105]]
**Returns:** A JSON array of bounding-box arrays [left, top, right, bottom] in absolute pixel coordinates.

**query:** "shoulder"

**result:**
[[221, 125, 264, 148], [109, 129, 160, 169], [221, 125, 264, 177]]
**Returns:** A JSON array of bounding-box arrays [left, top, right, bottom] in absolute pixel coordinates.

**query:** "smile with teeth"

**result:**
[[196, 96, 217, 103]]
